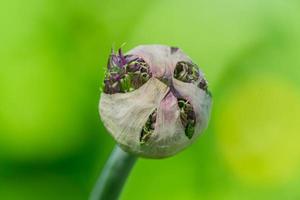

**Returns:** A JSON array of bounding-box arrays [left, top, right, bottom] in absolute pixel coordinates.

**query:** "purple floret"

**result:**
[[103, 48, 152, 94]]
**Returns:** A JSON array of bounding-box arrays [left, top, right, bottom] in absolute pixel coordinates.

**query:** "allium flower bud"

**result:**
[[99, 45, 212, 158]]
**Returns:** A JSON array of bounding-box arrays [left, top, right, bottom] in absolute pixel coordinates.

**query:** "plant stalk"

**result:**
[[90, 145, 137, 200]]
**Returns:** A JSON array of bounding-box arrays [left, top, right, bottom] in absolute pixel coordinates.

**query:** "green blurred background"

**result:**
[[1, 0, 300, 199]]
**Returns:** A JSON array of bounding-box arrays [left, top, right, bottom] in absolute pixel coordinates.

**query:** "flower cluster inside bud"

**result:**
[[178, 99, 196, 139], [103, 49, 151, 94], [174, 61, 199, 83], [140, 109, 157, 144], [174, 61, 208, 92]]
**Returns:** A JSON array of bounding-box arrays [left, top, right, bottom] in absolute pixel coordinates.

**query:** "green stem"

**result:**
[[90, 145, 137, 200]]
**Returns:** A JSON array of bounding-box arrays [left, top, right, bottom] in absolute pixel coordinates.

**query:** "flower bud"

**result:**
[[99, 45, 212, 158]]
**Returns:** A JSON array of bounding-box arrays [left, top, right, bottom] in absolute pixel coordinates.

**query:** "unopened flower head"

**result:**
[[99, 45, 212, 158]]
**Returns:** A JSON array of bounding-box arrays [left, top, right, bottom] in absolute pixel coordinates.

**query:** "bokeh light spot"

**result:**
[[216, 76, 300, 185]]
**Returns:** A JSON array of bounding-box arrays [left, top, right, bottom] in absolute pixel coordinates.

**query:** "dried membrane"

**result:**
[[99, 45, 212, 158]]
